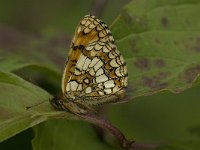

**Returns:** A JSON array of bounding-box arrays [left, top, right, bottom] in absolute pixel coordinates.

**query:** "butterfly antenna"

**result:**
[[25, 99, 49, 109]]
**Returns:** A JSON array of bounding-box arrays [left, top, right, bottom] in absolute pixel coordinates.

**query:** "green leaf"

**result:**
[[189, 125, 200, 138], [32, 120, 116, 150], [0, 57, 31, 72], [112, 1, 200, 99], [156, 141, 200, 150], [0, 56, 60, 77], [0, 72, 64, 142], [112, 0, 200, 39], [0, 56, 62, 94]]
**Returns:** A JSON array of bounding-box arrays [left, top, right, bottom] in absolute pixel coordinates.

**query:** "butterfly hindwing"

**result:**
[[61, 15, 128, 105]]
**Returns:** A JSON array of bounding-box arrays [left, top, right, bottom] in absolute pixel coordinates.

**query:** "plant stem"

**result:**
[[79, 113, 135, 149]]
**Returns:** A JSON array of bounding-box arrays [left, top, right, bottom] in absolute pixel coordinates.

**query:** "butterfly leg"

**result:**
[[50, 97, 89, 114]]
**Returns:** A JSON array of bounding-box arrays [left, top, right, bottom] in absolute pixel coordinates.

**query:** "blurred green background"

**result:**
[[0, 0, 128, 34], [0, 0, 200, 150]]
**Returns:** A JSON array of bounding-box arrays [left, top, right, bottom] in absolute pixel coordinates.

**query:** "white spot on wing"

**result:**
[[96, 25, 102, 31], [89, 68, 95, 76], [109, 52, 115, 58], [85, 20, 90, 26], [84, 78, 89, 83], [124, 77, 128, 86], [70, 81, 78, 91], [89, 23, 95, 29], [77, 84, 82, 91], [98, 83, 103, 88], [103, 46, 110, 53], [98, 91, 104, 95], [99, 31, 106, 38], [77, 55, 87, 70], [96, 68, 104, 76], [91, 50, 98, 56], [66, 82, 70, 91], [115, 67, 123, 77], [81, 19, 87, 24], [104, 88, 112, 94], [84, 27, 91, 33], [110, 59, 119, 67], [85, 87, 92, 94], [86, 45, 93, 51], [119, 55, 125, 64], [74, 69, 81, 75], [104, 80, 115, 88], [83, 58, 91, 70], [89, 57, 99, 68], [77, 26, 82, 33], [94, 60, 103, 71], [112, 86, 120, 93], [96, 74, 108, 83], [109, 36, 114, 41], [95, 44, 102, 50]]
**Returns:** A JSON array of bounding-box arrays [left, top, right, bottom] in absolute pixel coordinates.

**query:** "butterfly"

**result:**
[[51, 14, 128, 114], [50, 14, 133, 149]]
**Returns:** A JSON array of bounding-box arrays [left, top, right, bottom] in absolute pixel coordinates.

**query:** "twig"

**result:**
[[79, 113, 135, 149], [90, 0, 108, 17]]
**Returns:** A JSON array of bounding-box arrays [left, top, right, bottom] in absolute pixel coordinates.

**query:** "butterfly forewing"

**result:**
[[61, 15, 128, 105]]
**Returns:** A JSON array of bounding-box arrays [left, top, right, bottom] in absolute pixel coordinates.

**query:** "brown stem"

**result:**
[[79, 113, 135, 149], [90, 0, 108, 17]]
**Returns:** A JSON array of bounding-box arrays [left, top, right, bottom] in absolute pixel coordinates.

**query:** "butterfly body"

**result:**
[[52, 14, 128, 115]]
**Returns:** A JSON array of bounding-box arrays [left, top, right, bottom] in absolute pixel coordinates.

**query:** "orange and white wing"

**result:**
[[61, 15, 128, 105]]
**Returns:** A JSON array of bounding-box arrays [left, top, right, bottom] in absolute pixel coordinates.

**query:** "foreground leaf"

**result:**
[[0, 72, 64, 142], [0, 56, 61, 82], [32, 120, 116, 150]]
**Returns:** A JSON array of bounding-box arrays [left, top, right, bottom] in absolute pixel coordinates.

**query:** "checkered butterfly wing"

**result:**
[[61, 15, 128, 105]]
